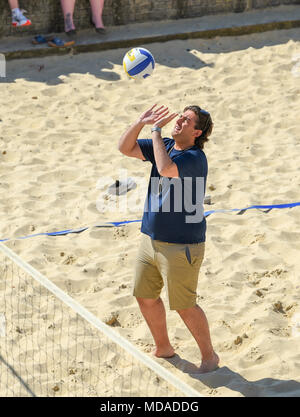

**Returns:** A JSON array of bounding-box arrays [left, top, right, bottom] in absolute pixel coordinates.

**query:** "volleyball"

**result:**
[[123, 47, 155, 79]]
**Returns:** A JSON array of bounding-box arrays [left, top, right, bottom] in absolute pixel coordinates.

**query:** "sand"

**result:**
[[1, 27, 300, 397]]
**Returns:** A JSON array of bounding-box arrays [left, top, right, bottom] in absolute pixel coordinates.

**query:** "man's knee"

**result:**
[[136, 296, 160, 308], [176, 304, 198, 317]]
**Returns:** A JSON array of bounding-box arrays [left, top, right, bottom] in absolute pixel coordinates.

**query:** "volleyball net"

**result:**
[[0, 242, 201, 397]]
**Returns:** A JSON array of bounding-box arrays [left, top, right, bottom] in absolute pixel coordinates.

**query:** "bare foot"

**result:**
[[198, 352, 219, 373], [152, 346, 175, 358]]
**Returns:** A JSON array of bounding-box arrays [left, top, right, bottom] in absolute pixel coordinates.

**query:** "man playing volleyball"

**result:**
[[118, 104, 219, 373]]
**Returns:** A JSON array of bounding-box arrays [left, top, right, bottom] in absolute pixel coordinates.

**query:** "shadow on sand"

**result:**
[[1, 45, 212, 86], [2, 27, 299, 85], [165, 354, 300, 397]]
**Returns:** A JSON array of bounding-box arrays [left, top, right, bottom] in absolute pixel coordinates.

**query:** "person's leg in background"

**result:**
[[8, 0, 31, 27], [89, 0, 106, 33], [60, 0, 76, 35], [8, 0, 18, 8]]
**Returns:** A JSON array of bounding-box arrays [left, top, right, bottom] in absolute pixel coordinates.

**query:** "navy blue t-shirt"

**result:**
[[138, 137, 208, 244]]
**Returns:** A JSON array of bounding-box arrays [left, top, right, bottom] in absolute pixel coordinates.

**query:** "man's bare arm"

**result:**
[[151, 111, 178, 177], [152, 131, 179, 178], [118, 105, 172, 161], [118, 120, 145, 160]]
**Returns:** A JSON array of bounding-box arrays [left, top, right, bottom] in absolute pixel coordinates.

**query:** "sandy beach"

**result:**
[[1, 26, 300, 397]]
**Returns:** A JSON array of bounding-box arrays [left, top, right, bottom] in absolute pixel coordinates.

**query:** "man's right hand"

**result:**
[[138, 104, 170, 125]]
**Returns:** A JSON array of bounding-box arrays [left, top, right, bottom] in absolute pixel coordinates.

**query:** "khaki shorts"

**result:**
[[133, 233, 205, 310]]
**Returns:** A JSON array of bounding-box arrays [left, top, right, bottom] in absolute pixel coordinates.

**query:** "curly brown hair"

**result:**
[[184, 105, 213, 149]]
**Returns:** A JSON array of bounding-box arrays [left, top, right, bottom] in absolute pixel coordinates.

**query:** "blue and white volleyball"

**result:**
[[123, 47, 155, 79]]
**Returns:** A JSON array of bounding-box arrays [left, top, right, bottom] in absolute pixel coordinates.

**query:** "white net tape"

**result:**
[[0, 242, 201, 397]]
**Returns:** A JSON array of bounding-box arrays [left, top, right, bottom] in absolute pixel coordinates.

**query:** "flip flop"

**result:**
[[108, 178, 137, 196], [47, 37, 75, 48], [32, 35, 48, 45]]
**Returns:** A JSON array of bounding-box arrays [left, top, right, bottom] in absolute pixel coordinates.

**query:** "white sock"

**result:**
[[12, 8, 22, 18]]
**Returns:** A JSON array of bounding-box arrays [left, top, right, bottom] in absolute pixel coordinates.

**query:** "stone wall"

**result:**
[[0, 0, 299, 37]]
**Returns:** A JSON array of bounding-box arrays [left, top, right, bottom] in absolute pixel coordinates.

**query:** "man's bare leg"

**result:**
[[177, 304, 219, 373], [136, 297, 175, 358]]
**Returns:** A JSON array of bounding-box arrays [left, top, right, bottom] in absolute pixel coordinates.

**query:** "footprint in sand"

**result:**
[[223, 76, 240, 86], [40, 85, 70, 97]]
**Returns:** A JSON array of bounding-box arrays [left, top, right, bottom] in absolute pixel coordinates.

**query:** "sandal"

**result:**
[[32, 35, 49, 45], [107, 178, 136, 196], [47, 37, 75, 48]]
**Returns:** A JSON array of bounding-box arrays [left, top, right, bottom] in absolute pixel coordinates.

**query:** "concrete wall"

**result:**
[[1, 0, 300, 37]]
